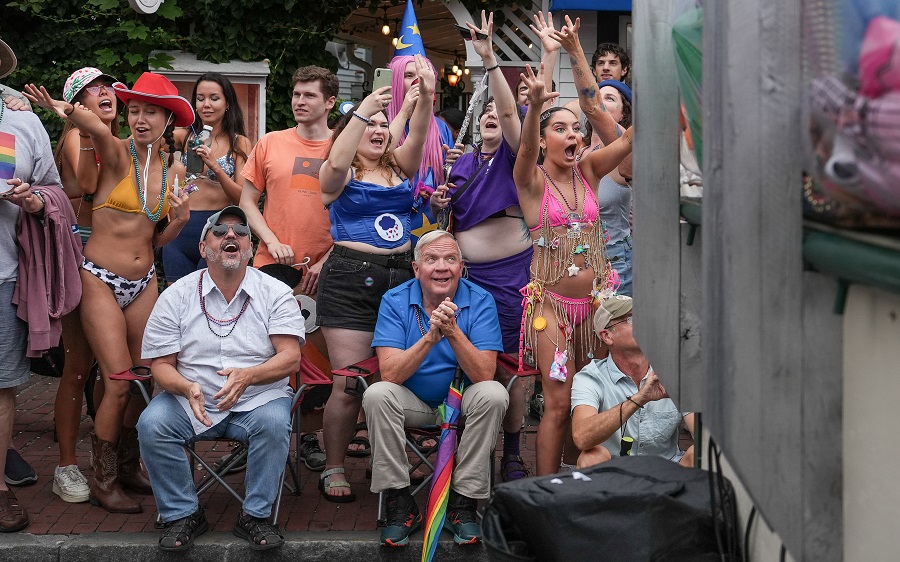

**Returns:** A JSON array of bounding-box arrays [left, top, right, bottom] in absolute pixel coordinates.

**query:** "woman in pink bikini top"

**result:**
[[512, 64, 634, 477]]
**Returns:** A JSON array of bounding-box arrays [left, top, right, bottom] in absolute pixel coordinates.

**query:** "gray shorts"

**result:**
[[0, 280, 30, 389]]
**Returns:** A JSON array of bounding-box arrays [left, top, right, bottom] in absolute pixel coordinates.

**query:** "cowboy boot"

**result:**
[[89, 433, 141, 514], [117, 427, 152, 495]]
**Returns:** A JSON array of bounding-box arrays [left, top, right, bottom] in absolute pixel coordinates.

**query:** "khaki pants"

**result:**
[[362, 380, 508, 499]]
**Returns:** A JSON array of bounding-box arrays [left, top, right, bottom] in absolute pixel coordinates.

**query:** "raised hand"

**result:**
[[530, 11, 562, 54], [358, 86, 392, 118], [469, 10, 495, 62], [414, 54, 435, 96], [520, 64, 559, 107], [548, 15, 582, 54], [23, 84, 71, 119]]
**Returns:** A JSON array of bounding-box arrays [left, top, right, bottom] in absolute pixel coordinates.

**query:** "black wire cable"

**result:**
[[780, 543, 787, 562], [744, 506, 757, 562], [708, 438, 727, 562]]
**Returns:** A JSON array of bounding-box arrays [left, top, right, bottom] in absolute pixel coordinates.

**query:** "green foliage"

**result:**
[[1, 0, 519, 138]]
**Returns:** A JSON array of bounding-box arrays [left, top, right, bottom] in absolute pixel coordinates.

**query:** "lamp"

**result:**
[[451, 50, 460, 74], [381, 8, 390, 36], [447, 73, 459, 87]]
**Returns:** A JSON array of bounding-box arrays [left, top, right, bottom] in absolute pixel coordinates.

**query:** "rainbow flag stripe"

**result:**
[[0, 132, 15, 180]]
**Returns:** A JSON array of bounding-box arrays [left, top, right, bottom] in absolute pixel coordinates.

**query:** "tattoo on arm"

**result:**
[[579, 87, 596, 99]]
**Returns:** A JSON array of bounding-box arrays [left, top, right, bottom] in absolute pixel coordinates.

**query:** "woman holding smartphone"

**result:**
[[25, 73, 191, 512], [315, 55, 435, 502], [166, 72, 251, 283]]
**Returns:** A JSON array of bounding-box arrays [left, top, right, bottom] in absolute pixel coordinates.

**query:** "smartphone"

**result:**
[[373, 68, 392, 92], [455, 24, 487, 41]]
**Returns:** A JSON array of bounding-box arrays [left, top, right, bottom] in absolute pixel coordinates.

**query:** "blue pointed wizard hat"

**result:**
[[394, 0, 426, 57]]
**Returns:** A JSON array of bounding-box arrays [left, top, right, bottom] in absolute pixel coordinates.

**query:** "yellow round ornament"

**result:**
[[532, 316, 548, 331]]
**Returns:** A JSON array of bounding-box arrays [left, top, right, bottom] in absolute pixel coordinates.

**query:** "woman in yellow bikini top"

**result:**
[[25, 72, 192, 514], [511, 65, 634, 477]]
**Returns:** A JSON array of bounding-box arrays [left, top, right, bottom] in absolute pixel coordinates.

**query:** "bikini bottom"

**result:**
[[81, 258, 155, 309]]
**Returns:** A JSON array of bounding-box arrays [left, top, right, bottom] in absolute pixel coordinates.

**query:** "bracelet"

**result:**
[[484, 63, 500, 72], [80, 147, 95, 151], [351, 111, 371, 124], [626, 395, 643, 409], [64, 105, 74, 116], [31, 191, 45, 210], [78, 134, 90, 138]]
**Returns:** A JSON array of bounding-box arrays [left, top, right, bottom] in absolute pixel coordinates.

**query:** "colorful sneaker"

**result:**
[[52, 465, 90, 503], [299, 433, 325, 472], [444, 490, 481, 545], [380, 487, 421, 546], [4, 449, 37, 486]]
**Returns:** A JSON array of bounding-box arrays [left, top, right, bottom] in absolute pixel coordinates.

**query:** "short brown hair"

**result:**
[[291, 66, 339, 99]]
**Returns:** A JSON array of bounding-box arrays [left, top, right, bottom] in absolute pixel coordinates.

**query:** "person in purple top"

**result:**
[[431, 11, 540, 482]]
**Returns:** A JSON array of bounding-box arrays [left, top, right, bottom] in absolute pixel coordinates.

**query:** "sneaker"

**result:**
[[299, 434, 325, 472], [52, 465, 90, 503], [380, 487, 422, 546], [444, 490, 481, 545], [4, 449, 37, 487]]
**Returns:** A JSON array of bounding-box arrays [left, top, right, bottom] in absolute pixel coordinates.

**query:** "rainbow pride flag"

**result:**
[[0, 132, 15, 182]]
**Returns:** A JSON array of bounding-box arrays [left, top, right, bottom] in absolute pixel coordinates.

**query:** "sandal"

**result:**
[[319, 467, 356, 503], [233, 511, 284, 551], [159, 507, 208, 551], [500, 454, 529, 482], [346, 422, 371, 458]]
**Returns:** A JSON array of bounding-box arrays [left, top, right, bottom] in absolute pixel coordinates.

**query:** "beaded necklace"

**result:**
[[538, 165, 579, 212], [414, 305, 429, 337], [128, 139, 168, 222], [198, 271, 252, 338]]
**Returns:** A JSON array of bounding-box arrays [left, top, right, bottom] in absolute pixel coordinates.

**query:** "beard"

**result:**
[[204, 246, 253, 270]]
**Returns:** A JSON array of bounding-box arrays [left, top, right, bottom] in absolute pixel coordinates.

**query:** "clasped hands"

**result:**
[[424, 297, 459, 342]]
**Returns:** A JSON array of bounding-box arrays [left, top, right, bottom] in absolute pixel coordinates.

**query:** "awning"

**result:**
[[550, 0, 632, 11]]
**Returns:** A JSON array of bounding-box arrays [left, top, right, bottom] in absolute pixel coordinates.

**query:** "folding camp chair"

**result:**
[[110, 365, 302, 524]]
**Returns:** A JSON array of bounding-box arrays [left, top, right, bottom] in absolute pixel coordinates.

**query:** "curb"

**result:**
[[5, 531, 489, 562]]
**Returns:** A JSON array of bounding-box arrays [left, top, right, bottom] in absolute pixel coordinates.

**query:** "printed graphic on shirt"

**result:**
[[291, 157, 324, 192], [374, 213, 404, 242], [0, 132, 15, 183]]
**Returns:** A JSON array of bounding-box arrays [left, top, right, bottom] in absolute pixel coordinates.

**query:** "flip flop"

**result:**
[[319, 467, 356, 503]]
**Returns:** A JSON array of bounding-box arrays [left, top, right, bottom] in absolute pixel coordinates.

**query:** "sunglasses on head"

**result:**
[[209, 223, 250, 238], [83, 84, 115, 96]]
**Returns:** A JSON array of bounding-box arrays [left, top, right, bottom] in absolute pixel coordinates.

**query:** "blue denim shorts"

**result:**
[[607, 235, 633, 297], [0, 281, 30, 389], [316, 246, 413, 331]]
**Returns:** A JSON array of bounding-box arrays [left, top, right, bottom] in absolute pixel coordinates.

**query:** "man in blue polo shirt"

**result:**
[[363, 230, 508, 547]]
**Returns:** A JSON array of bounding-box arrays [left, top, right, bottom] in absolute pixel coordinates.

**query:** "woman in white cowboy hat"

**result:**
[[25, 72, 191, 514]]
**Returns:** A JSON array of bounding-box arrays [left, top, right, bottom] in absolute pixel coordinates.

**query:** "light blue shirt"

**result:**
[[142, 267, 305, 434], [571, 357, 685, 460]]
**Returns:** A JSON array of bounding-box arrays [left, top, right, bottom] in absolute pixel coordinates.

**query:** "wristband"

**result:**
[[64, 105, 75, 116], [351, 111, 371, 124], [484, 63, 500, 72]]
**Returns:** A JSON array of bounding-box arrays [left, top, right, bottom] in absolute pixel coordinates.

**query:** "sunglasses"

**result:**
[[209, 223, 250, 238], [83, 84, 115, 96]]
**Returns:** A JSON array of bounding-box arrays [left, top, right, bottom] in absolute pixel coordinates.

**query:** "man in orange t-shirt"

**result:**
[[240, 66, 338, 296]]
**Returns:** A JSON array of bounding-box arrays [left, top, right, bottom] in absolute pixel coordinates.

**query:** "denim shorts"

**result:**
[[0, 281, 30, 389], [607, 235, 633, 297], [316, 246, 413, 331]]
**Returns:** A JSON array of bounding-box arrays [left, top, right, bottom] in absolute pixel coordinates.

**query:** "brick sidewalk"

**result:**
[[10, 373, 538, 536]]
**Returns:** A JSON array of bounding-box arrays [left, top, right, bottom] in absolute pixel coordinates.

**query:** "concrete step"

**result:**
[[5, 531, 491, 562]]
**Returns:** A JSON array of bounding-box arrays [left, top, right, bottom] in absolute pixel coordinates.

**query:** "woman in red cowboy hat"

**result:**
[[25, 72, 191, 514]]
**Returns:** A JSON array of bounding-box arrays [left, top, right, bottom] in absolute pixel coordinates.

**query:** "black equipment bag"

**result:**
[[483, 455, 736, 562]]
